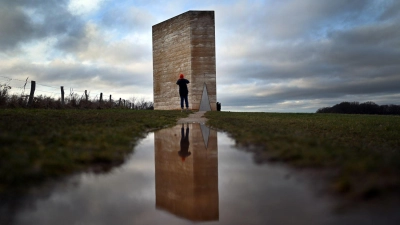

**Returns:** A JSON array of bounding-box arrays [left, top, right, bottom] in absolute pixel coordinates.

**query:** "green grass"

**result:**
[[0, 109, 188, 193], [206, 111, 400, 199]]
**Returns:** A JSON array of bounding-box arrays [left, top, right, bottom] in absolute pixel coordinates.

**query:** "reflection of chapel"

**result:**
[[154, 123, 219, 221], [152, 11, 217, 111]]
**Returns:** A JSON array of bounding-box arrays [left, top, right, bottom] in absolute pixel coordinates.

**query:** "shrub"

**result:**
[[317, 101, 400, 115]]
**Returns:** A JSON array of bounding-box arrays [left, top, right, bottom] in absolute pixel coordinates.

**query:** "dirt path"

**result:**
[[177, 111, 207, 124]]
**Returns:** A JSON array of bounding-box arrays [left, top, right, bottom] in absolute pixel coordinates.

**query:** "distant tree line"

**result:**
[[316, 101, 400, 115]]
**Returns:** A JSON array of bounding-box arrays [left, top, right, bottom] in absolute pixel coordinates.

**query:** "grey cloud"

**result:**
[[100, 4, 156, 32], [0, 0, 85, 53], [324, 23, 400, 69], [215, 0, 369, 41], [3, 60, 151, 90], [329, 22, 400, 47], [325, 44, 400, 69], [219, 72, 400, 110], [56, 30, 88, 54], [219, 94, 275, 108], [263, 0, 368, 39], [0, 3, 35, 50], [270, 78, 400, 102], [216, 0, 400, 94], [379, 0, 400, 21]]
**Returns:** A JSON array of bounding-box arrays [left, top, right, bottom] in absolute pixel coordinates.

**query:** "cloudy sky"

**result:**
[[1, 0, 399, 112]]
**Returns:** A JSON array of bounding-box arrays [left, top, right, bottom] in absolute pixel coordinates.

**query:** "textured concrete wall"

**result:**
[[152, 11, 216, 110], [154, 124, 219, 221]]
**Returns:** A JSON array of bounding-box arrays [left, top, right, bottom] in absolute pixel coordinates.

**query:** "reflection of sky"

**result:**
[[8, 128, 400, 225], [14, 133, 163, 225]]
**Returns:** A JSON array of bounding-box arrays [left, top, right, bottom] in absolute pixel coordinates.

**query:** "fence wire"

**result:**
[[0, 75, 131, 103]]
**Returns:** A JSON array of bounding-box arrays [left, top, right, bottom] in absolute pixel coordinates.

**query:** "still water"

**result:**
[[3, 124, 399, 225]]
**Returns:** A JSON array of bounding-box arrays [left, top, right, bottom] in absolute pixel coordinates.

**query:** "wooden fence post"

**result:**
[[109, 95, 112, 102], [118, 98, 121, 106], [28, 80, 36, 106], [100, 93, 103, 103], [60, 86, 65, 105], [84, 90, 88, 101], [123, 99, 126, 107]]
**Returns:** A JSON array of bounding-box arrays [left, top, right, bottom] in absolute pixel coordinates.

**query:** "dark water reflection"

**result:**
[[2, 124, 399, 225]]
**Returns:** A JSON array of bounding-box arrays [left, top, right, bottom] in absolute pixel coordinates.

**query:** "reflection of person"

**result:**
[[176, 74, 190, 111], [178, 123, 191, 162]]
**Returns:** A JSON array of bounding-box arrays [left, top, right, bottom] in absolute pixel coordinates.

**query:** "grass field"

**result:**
[[205, 111, 400, 199], [0, 109, 188, 193], [2, 109, 399, 200]]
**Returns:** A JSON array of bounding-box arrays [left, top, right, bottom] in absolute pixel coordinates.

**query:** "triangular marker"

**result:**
[[199, 83, 211, 111]]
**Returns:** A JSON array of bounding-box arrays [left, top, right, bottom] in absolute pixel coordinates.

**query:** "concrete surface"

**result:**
[[152, 11, 216, 110], [177, 111, 207, 124]]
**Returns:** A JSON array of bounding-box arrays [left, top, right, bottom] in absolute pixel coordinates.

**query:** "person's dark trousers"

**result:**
[[180, 95, 188, 109]]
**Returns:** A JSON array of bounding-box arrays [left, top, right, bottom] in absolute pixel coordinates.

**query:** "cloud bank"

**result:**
[[0, 0, 399, 112]]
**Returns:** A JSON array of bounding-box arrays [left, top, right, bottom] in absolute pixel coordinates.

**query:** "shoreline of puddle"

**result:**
[[1, 123, 399, 225]]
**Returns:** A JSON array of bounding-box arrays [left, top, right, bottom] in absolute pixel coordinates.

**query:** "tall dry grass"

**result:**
[[0, 83, 153, 110]]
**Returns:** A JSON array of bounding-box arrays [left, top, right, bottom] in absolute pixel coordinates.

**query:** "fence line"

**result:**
[[0, 75, 113, 100], [0, 75, 152, 109]]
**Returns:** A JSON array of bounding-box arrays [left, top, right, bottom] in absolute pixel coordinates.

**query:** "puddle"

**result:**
[[1, 124, 399, 225]]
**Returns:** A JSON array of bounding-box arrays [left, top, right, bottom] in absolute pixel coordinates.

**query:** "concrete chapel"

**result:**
[[152, 11, 217, 111]]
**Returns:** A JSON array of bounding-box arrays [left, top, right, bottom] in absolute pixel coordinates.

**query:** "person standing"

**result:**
[[176, 73, 190, 111]]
